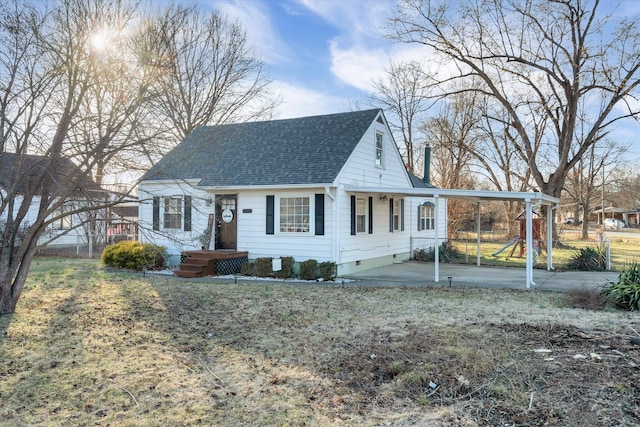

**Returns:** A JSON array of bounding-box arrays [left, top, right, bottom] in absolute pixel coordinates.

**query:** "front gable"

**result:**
[[335, 110, 413, 189]]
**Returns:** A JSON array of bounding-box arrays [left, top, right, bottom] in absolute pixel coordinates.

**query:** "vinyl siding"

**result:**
[[138, 183, 334, 264], [138, 180, 211, 256], [236, 189, 334, 262], [334, 115, 416, 266]]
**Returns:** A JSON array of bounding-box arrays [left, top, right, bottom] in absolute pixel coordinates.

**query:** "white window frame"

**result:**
[[356, 197, 367, 234], [164, 196, 182, 229], [420, 204, 435, 231], [52, 204, 72, 230], [375, 132, 384, 167], [278, 196, 310, 233], [392, 199, 400, 231]]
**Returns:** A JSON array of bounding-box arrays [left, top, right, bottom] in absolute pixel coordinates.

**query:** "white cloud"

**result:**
[[329, 42, 390, 92], [329, 40, 442, 93], [294, 0, 397, 92], [271, 80, 349, 119], [297, 0, 393, 41], [208, 0, 292, 65]]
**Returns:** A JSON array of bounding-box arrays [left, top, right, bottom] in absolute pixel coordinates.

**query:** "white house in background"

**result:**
[[0, 152, 102, 248], [138, 109, 447, 275]]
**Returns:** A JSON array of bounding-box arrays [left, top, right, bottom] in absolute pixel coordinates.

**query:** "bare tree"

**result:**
[[0, 0, 279, 315], [368, 60, 435, 174], [563, 132, 626, 239], [470, 101, 541, 235], [392, 0, 640, 199], [423, 92, 480, 234], [135, 4, 278, 148], [608, 168, 640, 213], [0, 0, 150, 314]]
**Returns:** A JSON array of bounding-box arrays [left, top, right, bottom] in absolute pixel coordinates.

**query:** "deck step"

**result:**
[[174, 270, 202, 278], [179, 264, 205, 272]]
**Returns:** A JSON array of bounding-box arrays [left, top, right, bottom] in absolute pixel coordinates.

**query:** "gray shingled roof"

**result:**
[[0, 152, 100, 196], [142, 109, 383, 186], [409, 173, 436, 189]]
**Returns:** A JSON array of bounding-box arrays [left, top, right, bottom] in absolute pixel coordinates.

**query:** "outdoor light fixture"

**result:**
[[379, 195, 388, 202], [448, 276, 453, 287]]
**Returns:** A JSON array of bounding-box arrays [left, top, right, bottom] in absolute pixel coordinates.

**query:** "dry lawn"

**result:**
[[1, 257, 640, 426]]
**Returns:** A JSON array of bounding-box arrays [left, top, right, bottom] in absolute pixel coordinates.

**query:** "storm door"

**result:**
[[215, 195, 237, 250]]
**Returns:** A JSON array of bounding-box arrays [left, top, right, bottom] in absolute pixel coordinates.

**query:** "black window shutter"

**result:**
[[350, 195, 356, 235], [401, 199, 405, 231], [315, 194, 324, 236], [368, 196, 373, 234], [266, 195, 274, 235], [417, 205, 421, 231], [184, 195, 192, 231], [152, 197, 159, 230], [389, 198, 394, 232]]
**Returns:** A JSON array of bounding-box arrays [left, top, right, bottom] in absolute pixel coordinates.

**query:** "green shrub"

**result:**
[[414, 241, 461, 263], [318, 261, 336, 281], [274, 257, 294, 279], [101, 241, 166, 270], [601, 262, 640, 311], [240, 262, 254, 276], [566, 245, 607, 271], [299, 259, 318, 280], [254, 257, 273, 277]]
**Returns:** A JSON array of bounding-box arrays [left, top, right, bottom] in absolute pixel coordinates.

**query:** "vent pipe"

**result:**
[[422, 144, 431, 185]]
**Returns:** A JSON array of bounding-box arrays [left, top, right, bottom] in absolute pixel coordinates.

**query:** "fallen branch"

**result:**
[[198, 357, 225, 384], [528, 392, 534, 410], [122, 387, 139, 406], [173, 354, 197, 374]]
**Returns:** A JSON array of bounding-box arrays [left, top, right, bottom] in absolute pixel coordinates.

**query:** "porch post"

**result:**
[[434, 195, 440, 283], [476, 203, 481, 266], [525, 199, 534, 289], [547, 204, 554, 271]]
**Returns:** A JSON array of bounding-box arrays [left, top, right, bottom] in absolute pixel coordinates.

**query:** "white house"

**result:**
[[0, 152, 102, 248], [138, 109, 447, 275]]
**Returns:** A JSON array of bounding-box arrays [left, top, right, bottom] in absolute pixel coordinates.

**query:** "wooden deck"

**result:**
[[174, 250, 249, 278]]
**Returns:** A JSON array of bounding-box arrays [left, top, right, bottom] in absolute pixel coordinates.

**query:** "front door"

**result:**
[[215, 194, 237, 250]]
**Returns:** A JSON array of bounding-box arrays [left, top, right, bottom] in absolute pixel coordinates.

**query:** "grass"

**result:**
[[450, 237, 640, 271], [1, 257, 640, 425]]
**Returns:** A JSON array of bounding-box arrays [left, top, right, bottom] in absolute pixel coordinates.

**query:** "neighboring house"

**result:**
[[107, 200, 139, 242], [138, 109, 447, 275], [0, 152, 102, 247]]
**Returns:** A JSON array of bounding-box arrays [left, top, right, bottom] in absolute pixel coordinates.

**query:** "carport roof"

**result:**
[[345, 185, 560, 290], [344, 186, 560, 205]]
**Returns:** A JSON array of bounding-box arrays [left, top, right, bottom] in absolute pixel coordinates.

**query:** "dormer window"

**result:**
[[375, 132, 384, 167]]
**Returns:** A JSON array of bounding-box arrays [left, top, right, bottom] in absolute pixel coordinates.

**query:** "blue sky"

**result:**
[[198, 0, 640, 160], [204, 0, 416, 117]]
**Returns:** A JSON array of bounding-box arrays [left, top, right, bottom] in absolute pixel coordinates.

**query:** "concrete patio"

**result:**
[[344, 261, 620, 292]]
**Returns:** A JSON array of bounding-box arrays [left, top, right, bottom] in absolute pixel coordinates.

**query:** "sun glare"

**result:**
[[90, 30, 109, 51]]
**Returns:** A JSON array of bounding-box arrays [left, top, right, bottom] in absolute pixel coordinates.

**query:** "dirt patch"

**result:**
[[320, 322, 640, 425]]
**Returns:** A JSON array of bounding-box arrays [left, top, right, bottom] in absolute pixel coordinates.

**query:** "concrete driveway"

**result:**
[[344, 261, 620, 292]]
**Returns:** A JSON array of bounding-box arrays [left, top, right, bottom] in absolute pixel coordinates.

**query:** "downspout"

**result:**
[[325, 186, 338, 269]]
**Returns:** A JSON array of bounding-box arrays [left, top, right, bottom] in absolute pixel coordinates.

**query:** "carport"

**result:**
[[345, 186, 560, 289]]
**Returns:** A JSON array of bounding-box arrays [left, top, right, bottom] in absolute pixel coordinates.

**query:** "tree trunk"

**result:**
[[581, 211, 590, 240], [0, 231, 39, 315], [0, 276, 18, 315]]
